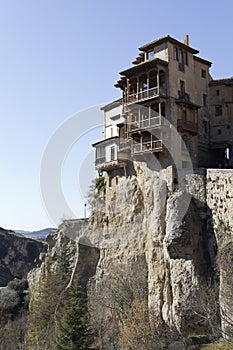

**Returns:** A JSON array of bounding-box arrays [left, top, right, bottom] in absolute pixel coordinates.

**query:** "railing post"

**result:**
[[137, 77, 139, 99], [149, 106, 151, 127]]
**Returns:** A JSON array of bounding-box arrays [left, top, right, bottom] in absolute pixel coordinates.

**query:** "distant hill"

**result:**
[[0, 227, 47, 286], [15, 228, 57, 239]]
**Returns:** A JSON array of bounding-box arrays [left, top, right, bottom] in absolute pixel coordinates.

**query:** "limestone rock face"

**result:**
[[0, 227, 47, 286], [28, 219, 100, 294], [29, 165, 225, 345], [88, 164, 216, 339], [206, 170, 233, 338]]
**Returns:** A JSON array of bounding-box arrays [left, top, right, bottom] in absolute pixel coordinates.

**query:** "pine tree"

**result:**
[[27, 245, 74, 349], [54, 284, 91, 350]]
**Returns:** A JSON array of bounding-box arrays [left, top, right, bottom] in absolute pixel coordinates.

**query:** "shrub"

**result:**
[[7, 278, 28, 293]]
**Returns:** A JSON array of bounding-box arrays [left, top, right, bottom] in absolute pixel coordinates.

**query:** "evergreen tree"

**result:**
[[54, 284, 91, 350], [27, 245, 74, 349]]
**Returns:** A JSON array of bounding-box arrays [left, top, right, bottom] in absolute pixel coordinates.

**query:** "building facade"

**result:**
[[93, 35, 233, 173], [209, 78, 233, 166]]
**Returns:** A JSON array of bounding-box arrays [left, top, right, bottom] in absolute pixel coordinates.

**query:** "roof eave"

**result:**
[[119, 58, 168, 77], [139, 35, 199, 54], [193, 56, 212, 67]]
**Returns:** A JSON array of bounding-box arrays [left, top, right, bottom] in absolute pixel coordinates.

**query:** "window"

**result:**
[[201, 69, 206, 78], [178, 48, 183, 63], [174, 47, 178, 60], [110, 146, 115, 161], [180, 80, 185, 95], [183, 50, 188, 65], [174, 46, 188, 65], [96, 145, 105, 159], [216, 90, 220, 96], [215, 105, 222, 116], [147, 50, 154, 60], [218, 129, 222, 135], [203, 94, 207, 106]]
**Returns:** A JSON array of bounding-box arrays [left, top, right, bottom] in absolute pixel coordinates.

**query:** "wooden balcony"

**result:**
[[119, 138, 131, 150], [129, 116, 162, 134], [125, 86, 166, 105], [132, 140, 163, 154], [177, 119, 198, 135]]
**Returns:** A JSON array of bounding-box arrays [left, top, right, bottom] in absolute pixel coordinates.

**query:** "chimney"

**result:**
[[184, 34, 189, 46]]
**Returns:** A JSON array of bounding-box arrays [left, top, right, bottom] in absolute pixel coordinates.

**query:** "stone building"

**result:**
[[209, 78, 233, 167], [93, 35, 233, 173]]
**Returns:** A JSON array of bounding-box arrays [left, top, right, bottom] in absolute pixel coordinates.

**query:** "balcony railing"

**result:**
[[132, 140, 163, 154], [177, 119, 198, 134], [119, 138, 131, 150], [129, 116, 162, 133], [126, 86, 166, 105]]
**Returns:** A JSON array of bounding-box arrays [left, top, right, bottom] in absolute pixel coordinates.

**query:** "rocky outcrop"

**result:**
[[0, 227, 47, 286], [28, 165, 233, 347], [206, 170, 233, 338], [87, 164, 217, 344], [28, 219, 100, 294]]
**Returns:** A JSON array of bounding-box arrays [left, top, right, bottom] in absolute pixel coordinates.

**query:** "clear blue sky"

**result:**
[[0, 0, 232, 230]]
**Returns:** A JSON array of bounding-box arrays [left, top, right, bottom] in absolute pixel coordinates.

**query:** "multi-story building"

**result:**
[[93, 35, 233, 173], [209, 78, 233, 166]]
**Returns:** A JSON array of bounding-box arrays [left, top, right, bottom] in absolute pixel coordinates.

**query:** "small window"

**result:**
[[174, 47, 178, 60], [180, 80, 185, 95], [96, 145, 105, 159], [218, 129, 222, 135], [203, 94, 207, 106], [183, 50, 188, 65], [178, 48, 183, 63], [147, 50, 154, 60], [110, 146, 115, 160], [201, 69, 206, 78], [215, 105, 222, 116], [216, 90, 220, 96]]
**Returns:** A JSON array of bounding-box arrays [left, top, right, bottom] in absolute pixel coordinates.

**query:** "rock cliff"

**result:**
[[0, 227, 47, 287], [30, 163, 230, 348]]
